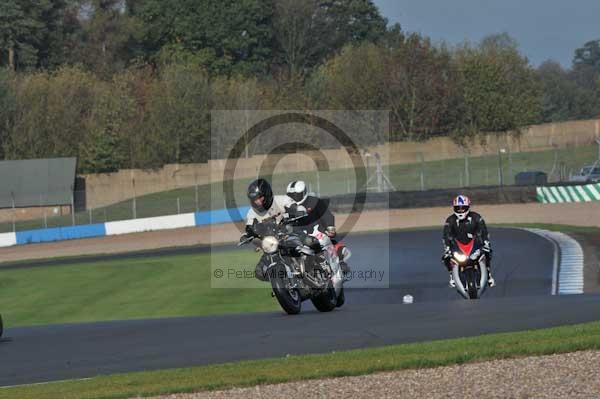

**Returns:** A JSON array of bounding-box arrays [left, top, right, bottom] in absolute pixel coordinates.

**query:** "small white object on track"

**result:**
[[403, 294, 414, 304]]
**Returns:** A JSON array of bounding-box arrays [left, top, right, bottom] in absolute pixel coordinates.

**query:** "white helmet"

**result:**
[[286, 180, 308, 204]]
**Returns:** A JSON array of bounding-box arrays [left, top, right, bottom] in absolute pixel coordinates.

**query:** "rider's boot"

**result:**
[[337, 246, 352, 281], [340, 261, 351, 281], [340, 261, 351, 274], [487, 268, 496, 287], [448, 271, 456, 288]]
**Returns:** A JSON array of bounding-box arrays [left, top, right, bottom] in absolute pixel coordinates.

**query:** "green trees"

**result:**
[[1, 66, 135, 172], [144, 63, 211, 166], [453, 34, 541, 138], [272, 0, 386, 79], [536, 40, 600, 122], [0, 0, 78, 70], [573, 40, 600, 72], [137, 0, 274, 76], [72, 0, 142, 77], [316, 32, 539, 142], [0, 1, 598, 172], [0, 0, 43, 70], [0, 69, 15, 159], [382, 33, 458, 141]]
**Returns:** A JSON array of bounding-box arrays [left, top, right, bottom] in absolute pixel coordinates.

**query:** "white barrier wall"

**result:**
[[105, 213, 196, 236], [0, 232, 16, 248]]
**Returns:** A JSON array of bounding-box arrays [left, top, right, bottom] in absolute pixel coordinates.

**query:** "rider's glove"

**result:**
[[442, 246, 452, 260], [244, 224, 257, 238], [239, 233, 252, 243]]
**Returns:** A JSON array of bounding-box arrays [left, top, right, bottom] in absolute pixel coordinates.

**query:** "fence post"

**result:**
[[132, 177, 137, 219], [40, 193, 43, 229], [41, 194, 48, 229], [548, 147, 559, 181], [419, 152, 425, 191], [498, 148, 505, 187], [177, 197, 181, 214], [11, 191, 15, 233], [316, 170, 321, 196], [71, 184, 76, 226]]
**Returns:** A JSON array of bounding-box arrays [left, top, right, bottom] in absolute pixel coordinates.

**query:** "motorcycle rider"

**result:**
[[242, 178, 294, 281], [442, 195, 496, 288], [285, 180, 351, 275]]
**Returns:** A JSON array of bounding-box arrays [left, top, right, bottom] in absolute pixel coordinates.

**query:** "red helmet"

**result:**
[[453, 195, 471, 220]]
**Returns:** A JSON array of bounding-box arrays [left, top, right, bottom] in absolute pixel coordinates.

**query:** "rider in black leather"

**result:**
[[442, 195, 495, 288], [286, 180, 351, 275]]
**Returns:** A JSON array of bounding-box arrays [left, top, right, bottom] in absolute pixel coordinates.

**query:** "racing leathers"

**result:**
[[442, 211, 494, 286], [244, 195, 294, 281], [286, 195, 351, 275]]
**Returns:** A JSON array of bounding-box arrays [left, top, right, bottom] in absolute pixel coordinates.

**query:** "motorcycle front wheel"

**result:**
[[464, 268, 479, 299], [270, 265, 302, 315]]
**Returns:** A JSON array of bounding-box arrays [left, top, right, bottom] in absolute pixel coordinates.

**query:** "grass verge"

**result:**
[[2, 320, 600, 399], [0, 250, 276, 328]]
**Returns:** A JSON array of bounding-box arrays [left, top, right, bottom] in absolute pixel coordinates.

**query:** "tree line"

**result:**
[[0, 1, 599, 173]]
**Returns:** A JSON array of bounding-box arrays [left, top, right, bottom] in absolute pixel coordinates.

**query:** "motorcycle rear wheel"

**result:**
[[311, 283, 338, 312], [335, 287, 345, 308]]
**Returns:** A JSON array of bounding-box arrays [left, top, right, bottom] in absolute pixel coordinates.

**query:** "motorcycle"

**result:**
[[449, 238, 489, 299], [239, 215, 345, 315]]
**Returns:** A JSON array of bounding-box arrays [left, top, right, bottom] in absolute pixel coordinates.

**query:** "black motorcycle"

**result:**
[[239, 215, 345, 315]]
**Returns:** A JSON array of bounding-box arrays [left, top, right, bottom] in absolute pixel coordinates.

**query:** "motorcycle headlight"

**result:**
[[453, 252, 468, 263], [261, 236, 279, 254]]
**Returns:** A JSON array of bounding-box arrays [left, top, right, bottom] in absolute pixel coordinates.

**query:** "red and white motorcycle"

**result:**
[[449, 238, 489, 300]]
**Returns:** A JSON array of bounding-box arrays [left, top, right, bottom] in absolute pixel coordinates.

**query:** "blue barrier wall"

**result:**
[[6, 207, 250, 247], [16, 223, 107, 245], [194, 206, 249, 226]]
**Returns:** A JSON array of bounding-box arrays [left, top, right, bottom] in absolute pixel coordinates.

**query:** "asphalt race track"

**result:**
[[2, 228, 600, 386]]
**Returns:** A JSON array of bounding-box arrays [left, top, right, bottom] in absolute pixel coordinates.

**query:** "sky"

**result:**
[[373, 0, 600, 68]]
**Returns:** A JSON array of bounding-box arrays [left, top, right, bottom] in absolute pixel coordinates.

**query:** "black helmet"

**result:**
[[247, 178, 273, 212]]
